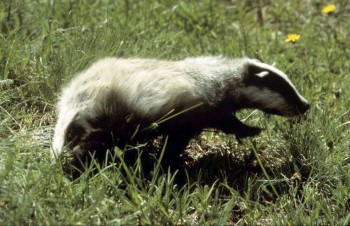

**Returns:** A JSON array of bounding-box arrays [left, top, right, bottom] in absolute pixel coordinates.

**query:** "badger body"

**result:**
[[52, 56, 309, 170]]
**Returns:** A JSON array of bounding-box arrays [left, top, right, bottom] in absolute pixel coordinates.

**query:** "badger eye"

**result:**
[[255, 71, 269, 78]]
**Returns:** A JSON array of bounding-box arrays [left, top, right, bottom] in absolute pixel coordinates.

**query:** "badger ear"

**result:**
[[255, 71, 269, 78], [245, 61, 266, 79], [243, 61, 270, 86]]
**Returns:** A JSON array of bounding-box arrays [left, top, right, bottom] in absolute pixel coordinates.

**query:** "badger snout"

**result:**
[[289, 96, 310, 116], [297, 101, 310, 114], [278, 98, 310, 117]]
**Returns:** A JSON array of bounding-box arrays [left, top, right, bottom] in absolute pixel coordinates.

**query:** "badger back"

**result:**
[[239, 59, 309, 116]]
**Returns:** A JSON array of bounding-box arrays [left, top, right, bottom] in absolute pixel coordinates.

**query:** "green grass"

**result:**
[[1, 0, 350, 224]]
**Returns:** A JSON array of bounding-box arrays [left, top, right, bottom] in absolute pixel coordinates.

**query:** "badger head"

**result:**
[[239, 59, 310, 117]]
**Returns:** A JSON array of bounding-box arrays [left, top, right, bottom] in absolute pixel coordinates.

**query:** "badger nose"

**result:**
[[298, 101, 310, 114]]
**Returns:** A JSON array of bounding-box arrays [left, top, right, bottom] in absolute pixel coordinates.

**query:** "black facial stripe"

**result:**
[[262, 74, 299, 103], [245, 64, 302, 105]]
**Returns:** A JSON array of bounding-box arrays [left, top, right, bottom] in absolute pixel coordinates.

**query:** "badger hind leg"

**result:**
[[52, 110, 78, 158], [64, 113, 115, 176]]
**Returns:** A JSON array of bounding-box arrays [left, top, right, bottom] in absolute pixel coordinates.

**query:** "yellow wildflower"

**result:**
[[322, 4, 336, 14], [285, 34, 300, 43]]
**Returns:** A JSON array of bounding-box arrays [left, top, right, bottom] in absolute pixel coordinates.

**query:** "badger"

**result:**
[[52, 56, 309, 173]]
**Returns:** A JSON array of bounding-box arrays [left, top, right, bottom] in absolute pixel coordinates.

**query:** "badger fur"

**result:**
[[52, 56, 309, 172]]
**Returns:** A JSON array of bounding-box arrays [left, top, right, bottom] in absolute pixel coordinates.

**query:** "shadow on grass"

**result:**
[[61, 133, 301, 205]]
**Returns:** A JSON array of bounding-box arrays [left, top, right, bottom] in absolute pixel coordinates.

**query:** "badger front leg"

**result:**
[[159, 129, 198, 182], [161, 131, 196, 167], [213, 114, 262, 138]]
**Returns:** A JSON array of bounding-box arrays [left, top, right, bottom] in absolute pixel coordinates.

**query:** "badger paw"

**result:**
[[235, 126, 262, 138]]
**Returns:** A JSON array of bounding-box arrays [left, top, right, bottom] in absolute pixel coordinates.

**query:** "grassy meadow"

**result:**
[[1, 0, 350, 225]]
